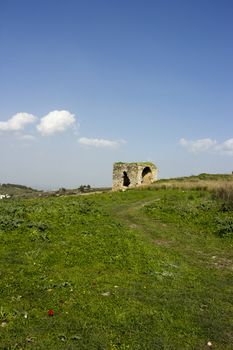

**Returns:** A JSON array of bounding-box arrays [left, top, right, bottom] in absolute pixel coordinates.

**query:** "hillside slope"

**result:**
[[0, 184, 232, 349]]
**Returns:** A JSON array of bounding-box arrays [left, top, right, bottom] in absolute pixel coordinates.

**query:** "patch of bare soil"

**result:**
[[211, 256, 233, 270], [129, 223, 139, 229], [152, 239, 173, 246]]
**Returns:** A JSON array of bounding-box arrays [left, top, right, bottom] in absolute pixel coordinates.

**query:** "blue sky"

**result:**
[[0, 0, 233, 189]]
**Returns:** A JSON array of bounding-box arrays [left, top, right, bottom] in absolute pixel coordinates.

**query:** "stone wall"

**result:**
[[112, 162, 158, 191]]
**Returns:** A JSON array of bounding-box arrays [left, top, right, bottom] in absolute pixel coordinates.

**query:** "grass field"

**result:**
[[0, 178, 233, 349]]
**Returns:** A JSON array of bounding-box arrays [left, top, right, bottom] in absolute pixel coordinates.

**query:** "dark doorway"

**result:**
[[123, 171, 130, 187], [141, 167, 152, 184]]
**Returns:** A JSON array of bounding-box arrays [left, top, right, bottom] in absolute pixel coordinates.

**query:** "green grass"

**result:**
[[0, 187, 233, 349]]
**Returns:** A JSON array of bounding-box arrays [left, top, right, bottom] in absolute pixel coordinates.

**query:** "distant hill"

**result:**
[[0, 183, 111, 198], [0, 183, 39, 196]]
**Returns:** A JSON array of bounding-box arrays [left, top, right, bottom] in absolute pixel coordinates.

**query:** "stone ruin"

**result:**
[[112, 162, 158, 191]]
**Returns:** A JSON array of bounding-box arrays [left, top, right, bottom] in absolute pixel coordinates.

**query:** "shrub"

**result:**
[[212, 186, 233, 211], [215, 217, 233, 238]]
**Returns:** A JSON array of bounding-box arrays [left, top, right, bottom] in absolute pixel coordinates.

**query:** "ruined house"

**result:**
[[112, 162, 158, 191]]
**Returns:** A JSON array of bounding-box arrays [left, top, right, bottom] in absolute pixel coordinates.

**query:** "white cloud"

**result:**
[[78, 137, 127, 149], [37, 110, 76, 136], [0, 113, 37, 132], [180, 137, 233, 155], [179, 138, 217, 153], [215, 138, 233, 155]]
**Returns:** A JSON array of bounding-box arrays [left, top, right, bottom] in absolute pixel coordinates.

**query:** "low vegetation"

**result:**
[[0, 175, 232, 349]]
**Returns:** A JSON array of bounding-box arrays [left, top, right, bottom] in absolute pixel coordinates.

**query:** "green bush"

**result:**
[[215, 217, 233, 238], [212, 187, 233, 211]]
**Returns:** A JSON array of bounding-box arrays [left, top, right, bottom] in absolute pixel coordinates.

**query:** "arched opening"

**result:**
[[123, 171, 130, 187], [141, 167, 152, 184]]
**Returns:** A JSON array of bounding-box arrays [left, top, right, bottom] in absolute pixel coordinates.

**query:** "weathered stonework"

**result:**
[[112, 162, 158, 191]]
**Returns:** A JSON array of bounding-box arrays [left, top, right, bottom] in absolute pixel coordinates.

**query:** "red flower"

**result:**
[[48, 309, 54, 316]]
